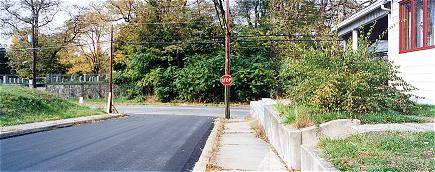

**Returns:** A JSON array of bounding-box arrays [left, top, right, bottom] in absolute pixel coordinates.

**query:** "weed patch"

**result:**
[[318, 131, 435, 171]]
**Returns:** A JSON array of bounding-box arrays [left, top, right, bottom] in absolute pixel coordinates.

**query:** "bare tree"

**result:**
[[317, 0, 378, 30], [103, 0, 139, 23], [0, 0, 61, 43]]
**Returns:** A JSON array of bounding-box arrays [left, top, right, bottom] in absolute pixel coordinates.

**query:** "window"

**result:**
[[400, 0, 435, 53], [415, 0, 423, 48], [427, 0, 435, 46], [402, 2, 412, 49]]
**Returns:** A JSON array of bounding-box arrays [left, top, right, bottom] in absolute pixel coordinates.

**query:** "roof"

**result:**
[[334, 0, 390, 37]]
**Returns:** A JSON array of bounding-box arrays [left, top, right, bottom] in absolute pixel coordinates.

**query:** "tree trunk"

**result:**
[[254, 0, 259, 28]]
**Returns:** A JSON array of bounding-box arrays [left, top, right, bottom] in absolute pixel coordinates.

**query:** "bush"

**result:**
[[279, 37, 416, 113], [175, 53, 224, 102], [114, 48, 276, 103], [232, 54, 275, 102], [113, 48, 172, 99], [174, 52, 276, 102], [154, 67, 178, 102]]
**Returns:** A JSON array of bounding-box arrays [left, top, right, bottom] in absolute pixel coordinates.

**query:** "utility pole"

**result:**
[[107, 24, 113, 113], [224, 0, 231, 119], [31, 0, 37, 88]]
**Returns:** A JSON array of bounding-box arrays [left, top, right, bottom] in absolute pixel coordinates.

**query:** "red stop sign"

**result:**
[[220, 75, 232, 86]]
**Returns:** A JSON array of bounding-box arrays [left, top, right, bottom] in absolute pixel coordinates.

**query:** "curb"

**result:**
[[0, 113, 126, 139], [192, 118, 224, 172]]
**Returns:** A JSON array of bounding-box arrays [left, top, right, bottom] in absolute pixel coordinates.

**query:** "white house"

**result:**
[[336, 0, 435, 105]]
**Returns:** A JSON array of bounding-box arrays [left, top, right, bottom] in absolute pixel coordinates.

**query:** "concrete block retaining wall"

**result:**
[[300, 145, 337, 171], [250, 98, 360, 171]]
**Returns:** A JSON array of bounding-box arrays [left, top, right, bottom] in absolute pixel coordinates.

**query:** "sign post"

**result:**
[[224, 0, 231, 119], [107, 24, 113, 114]]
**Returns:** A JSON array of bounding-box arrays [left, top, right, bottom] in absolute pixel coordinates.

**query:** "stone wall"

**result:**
[[46, 84, 112, 99]]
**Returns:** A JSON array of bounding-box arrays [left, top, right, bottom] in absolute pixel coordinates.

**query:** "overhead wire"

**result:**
[[6, 37, 342, 51], [4, 23, 339, 52], [3, 16, 340, 51]]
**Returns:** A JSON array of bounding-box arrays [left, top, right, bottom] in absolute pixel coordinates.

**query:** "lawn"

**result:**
[[274, 104, 434, 128], [0, 85, 104, 126], [318, 131, 435, 171]]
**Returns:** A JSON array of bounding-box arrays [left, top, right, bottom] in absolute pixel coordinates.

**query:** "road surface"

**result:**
[[0, 105, 249, 171], [115, 105, 249, 117]]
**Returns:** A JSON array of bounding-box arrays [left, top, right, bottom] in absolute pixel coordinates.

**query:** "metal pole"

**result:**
[[108, 24, 113, 113], [31, 0, 37, 88], [224, 0, 231, 119]]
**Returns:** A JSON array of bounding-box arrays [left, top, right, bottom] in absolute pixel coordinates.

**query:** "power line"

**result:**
[[235, 39, 342, 43], [124, 41, 224, 45], [5, 32, 341, 51], [75, 21, 215, 26], [6, 38, 342, 51]]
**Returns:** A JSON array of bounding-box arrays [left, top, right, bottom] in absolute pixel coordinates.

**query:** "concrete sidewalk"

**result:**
[[212, 118, 288, 171], [352, 123, 434, 133]]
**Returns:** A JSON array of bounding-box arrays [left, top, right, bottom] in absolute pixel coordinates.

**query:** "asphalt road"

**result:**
[[0, 105, 249, 171], [115, 105, 250, 117]]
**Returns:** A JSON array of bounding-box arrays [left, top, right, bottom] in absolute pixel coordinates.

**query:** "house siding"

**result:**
[[388, 0, 435, 104]]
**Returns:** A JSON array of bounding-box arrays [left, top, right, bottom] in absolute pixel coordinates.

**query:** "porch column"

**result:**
[[342, 40, 347, 50], [352, 30, 358, 51]]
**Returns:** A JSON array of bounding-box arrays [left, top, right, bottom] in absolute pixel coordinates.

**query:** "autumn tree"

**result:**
[[59, 8, 111, 75]]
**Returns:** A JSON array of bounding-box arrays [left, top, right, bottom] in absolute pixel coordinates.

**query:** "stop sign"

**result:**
[[220, 75, 232, 86]]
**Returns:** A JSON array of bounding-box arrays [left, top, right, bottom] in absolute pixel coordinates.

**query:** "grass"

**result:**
[[246, 116, 268, 141], [318, 131, 435, 171], [0, 85, 104, 126], [274, 104, 434, 128]]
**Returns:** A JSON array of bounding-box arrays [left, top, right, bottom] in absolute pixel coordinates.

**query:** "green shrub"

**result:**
[[232, 54, 275, 102], [154, 67, 178, 102], [175, 53, 224, 102], [173, 52, 276, 102], [279, 37, 416, 114], [113, 48, 171, 99]]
